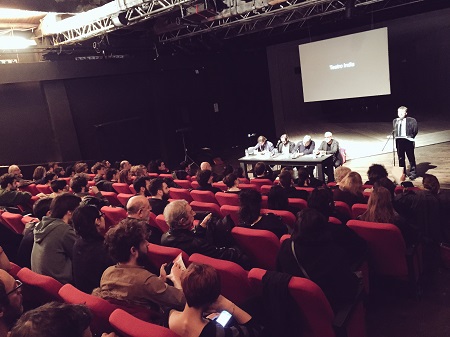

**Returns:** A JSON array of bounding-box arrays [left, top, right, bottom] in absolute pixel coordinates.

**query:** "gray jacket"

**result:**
[[31, 216, 78, 284]]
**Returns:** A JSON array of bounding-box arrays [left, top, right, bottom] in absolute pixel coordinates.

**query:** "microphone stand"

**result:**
[[382, 130, 396, 166]]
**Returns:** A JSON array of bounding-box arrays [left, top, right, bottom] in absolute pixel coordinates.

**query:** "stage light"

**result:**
[[0, 36, 36, 49]]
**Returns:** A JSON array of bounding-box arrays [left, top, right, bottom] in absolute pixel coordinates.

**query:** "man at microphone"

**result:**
[[393, 106, 418, 180], [276, 134, 296, 155]]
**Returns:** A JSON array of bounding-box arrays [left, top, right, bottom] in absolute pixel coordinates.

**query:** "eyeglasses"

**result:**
[[5, 280, 23, 297]]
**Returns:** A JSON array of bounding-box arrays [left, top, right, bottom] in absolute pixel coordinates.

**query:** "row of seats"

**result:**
[[9, 247, 366, 337]]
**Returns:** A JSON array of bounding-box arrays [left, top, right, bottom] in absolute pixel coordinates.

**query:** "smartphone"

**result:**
[[215, 310, 232, 327]]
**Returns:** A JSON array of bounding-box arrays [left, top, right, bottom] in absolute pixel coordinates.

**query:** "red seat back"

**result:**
[[59, 284, 119, 335], [231, 227, 280, 270], [36, 184, 53, 194], [1, 212, 25, 234], [169, 188, 193, 203], [215, 192, 240, 207], [248, 268, 336, 337], [260, 208, 296, 228], [155, 214, 170, 233], [190, 190, 218, 205], [347, 220, 409, 278], [17, 268, 63, 306], [212, 182, 227, 191], [288, 198, 308, 212], [112, 183, 133, 194], [101, 206, 127, 230], [190, 201, 222, 217], [280, 234, 290, 245], [109, 309, 181, 337], [19, 184, 39, 195], [260, 184, 273, 195], [190, 181, 199, 189], [220, 205, 240, 226], [250, 179, 273, 191], [334, 201, 352, 219], [100, 191, 121, 207], [189, 253, 254, 305], [173, 180, 192, 189], [147, 244, 189, 270], [352, 203, 368, 219], [117, 193, 134, 207], [129, 184, 136, 194], [238, 183, 260, 191]]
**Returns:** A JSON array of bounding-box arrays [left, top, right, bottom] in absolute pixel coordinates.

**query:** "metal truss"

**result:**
[[50, 0, 195, 46], [158, 0, 423, 42]]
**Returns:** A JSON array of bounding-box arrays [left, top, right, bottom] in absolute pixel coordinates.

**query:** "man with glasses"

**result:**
[[0, 270, 23, 337]]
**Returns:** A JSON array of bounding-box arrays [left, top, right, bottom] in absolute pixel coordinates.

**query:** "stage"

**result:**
[[228, 113, 450, 189]]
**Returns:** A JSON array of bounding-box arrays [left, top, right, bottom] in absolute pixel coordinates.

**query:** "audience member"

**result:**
[[267, 185, 300, 216], [47, 162, 60, 173], [126, 195, 163, 244], [365, 164, 389, 185], [9, 301, 116, 337], [72, 202, 114, 294], [31, 193, 81, 284], [253, 162, 273, 181], [0, 174, 32, 210], [49, 180, 68, 198], [94, 218, 185, 313], [54, 167, 66, 178], [120, 160, 132, 171], [166, 263, 263, 337], [196, 170, 221, 194], [333, 171, 365, 207], [174, 161, 191, 180], [16, 198, 52, 269], [333, 166, 351, 187], [223, 173, 241, 193], [0, 270, 24, 337], [296, 167, 323, 188], [307, 187, 367, 266], [71, 174, 109, 207], [161, 200, 250, 269], [32, 166, 46, 184], [239, 189, 288, 239], [148, 178, 170, 216], [73, 163, 89, 174], [96, 168, 118, 192], [277, 208, 359, 311], [278, 170, 308, 199], [130, 165, 147, 178], [118, 169, 132, 184], [91, 162, 107, 183], [360, 186, 417, 245], [133, 176, 151, 197]]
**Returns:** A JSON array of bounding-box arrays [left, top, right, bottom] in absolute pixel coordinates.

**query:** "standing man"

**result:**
[[393, 106, 418, 180]]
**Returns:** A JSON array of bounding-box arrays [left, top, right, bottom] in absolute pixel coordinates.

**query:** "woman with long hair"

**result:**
[[360, 186, 417, 244], [238, 189, 287, 239]]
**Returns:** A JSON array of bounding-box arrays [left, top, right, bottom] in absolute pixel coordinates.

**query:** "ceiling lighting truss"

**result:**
[[47, 0, 196, 46], [158, 0, 424, 42]]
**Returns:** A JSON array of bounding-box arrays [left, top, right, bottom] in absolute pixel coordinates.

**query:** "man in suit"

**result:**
[[276, 134, 296, 155], [393, 106, 418, 180]]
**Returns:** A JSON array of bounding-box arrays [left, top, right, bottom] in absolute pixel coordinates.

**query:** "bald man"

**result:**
[[126, 195, 162, 244], [0, 270, 23, 337], [295, 135, 316, 155], [317, 131, 342, 182]]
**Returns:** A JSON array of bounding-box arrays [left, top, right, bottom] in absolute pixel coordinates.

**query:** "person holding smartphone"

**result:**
[[167, 263, 263, 337]]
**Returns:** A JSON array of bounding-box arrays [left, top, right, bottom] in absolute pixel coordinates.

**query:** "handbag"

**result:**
[[291, 241, 311, 279]]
